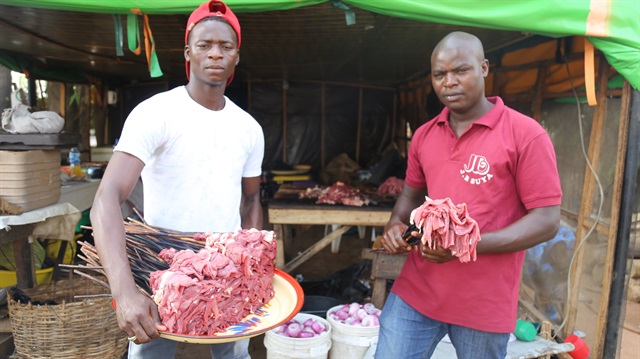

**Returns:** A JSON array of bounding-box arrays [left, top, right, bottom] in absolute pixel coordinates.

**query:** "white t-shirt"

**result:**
[[115, 86, 264, 232]]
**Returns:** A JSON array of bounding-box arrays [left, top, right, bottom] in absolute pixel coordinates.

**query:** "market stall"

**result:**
[[268, 185, 393, 271]]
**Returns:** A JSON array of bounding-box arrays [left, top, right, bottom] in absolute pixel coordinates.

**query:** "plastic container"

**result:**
[[68, 147, 82, 178], [263, 313, 332, 359], [326, 305, 379, 359], [514, 319, 537, 342], [565, 334, 590, 359], [0, 267, 54, 288]]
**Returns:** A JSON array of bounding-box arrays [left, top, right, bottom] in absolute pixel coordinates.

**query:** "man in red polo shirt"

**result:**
[[375, 31, 562, 358]]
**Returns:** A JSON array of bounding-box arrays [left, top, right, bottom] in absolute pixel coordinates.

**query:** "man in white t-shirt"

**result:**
[[90, 1, 263, 358]]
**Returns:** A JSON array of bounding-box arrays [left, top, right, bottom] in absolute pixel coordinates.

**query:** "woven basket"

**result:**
[[8, 276, 128, 359]]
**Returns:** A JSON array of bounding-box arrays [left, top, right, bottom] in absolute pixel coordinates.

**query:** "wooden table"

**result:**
[[268, 198, 393, 273], [0, 202, 80, 288]]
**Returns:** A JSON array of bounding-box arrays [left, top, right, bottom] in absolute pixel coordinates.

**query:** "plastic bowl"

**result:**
[[0, 267, 54, 288]]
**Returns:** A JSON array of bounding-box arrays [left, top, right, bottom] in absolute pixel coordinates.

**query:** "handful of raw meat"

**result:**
[[149, 229, 277, 335], [410, 197, 481, 263]]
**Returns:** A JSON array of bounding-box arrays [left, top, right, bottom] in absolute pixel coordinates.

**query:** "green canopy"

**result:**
[[2, 0, 638, 89]]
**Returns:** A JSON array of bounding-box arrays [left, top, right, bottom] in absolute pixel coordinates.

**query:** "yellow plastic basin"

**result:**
[[0, 267, 54, 288]]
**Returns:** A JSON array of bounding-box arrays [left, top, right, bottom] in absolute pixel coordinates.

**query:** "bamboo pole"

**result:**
[[592, 80, 632, 358], [565, 55, 609, 337]]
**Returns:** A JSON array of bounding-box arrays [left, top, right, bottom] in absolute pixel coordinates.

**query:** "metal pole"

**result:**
[[604, 89, 640, 357]]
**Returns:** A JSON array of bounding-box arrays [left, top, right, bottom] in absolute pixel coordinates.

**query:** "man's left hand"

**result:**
[[420, 244, 456, 263]]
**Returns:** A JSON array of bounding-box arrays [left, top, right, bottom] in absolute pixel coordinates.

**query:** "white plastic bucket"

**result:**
[[326, 305, 379, 359], [264, 313, 332, 359]]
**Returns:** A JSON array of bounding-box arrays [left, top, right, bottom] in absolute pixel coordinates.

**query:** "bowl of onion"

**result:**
[[326, 303, 381, 358], [327, 302, 381, 327], [264, 313, 332, 358]]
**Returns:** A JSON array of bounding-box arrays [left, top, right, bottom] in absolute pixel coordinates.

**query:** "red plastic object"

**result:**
[[565, 334, 590, 359]]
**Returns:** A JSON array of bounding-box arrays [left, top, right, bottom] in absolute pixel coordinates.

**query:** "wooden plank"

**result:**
[[371, 277, 387, 309], [370, 251, 407, 308], [565, 55, 609, 337], [268, 207, 391, 226], [593, 80, 632, 358], [273, 224, 285, 268], [281, 225, 351, 273], [371, 251, 407, 280]]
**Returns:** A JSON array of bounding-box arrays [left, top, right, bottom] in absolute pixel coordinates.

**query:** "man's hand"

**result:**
[[115, 290, 166, 344], [420, 244, 456, 263], [381, 221, 414, 254]]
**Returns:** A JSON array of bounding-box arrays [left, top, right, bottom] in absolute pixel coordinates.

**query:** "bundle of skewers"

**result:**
[[69, 218, 205, 296]]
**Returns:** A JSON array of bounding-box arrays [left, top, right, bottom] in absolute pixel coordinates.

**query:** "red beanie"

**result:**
[[185, 1, 241, 85]]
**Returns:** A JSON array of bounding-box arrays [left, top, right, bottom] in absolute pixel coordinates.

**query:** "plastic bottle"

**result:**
[[69, 147, 82, 178]]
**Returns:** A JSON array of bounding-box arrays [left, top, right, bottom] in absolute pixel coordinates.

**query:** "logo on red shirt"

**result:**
[[460, 154, 494, 185]]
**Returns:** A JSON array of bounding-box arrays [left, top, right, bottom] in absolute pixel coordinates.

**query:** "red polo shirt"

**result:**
[[393, 97, 562, 333]]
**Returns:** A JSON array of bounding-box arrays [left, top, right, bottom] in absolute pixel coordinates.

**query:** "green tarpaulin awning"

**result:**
[[1, 0, 638, 89]]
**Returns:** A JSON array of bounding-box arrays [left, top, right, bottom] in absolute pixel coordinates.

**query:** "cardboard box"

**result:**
[[0, 150, 61, 212]]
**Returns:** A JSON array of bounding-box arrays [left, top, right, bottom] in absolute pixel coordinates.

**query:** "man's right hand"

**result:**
[[381, 221, 415, 254], [114, 289, 166, 344]]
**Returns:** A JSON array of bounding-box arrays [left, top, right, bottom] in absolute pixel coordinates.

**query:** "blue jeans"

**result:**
[[375, 293, 509, 359], [127, 337, 250, 359]]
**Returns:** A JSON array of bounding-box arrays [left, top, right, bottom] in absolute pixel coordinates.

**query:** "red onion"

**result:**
[[311, 321, 325, 334], [329, 302, 382, 327], [361, 314, 379, 327], [298, 331, 315, 338], [363, 303, 377, 314], [275, 317, 328, 338], [348, 302, 360, 316], [286, 322, 302, 338]]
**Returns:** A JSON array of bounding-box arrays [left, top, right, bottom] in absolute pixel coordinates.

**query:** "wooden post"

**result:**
[[592, 80, 632, 358], [532, 66, 547, 121], [247, 80, 252, 113], [59, 83, 66, 118], [356, 87, 363, 163], [399, 90, 407, 156], [321, 82, 326, 168], [282, 84, 287, 163], [273, 224, 285, 268], [391, 91, 397, 153], [565, 55, 609, 337], [0, 65, 11, 110]]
